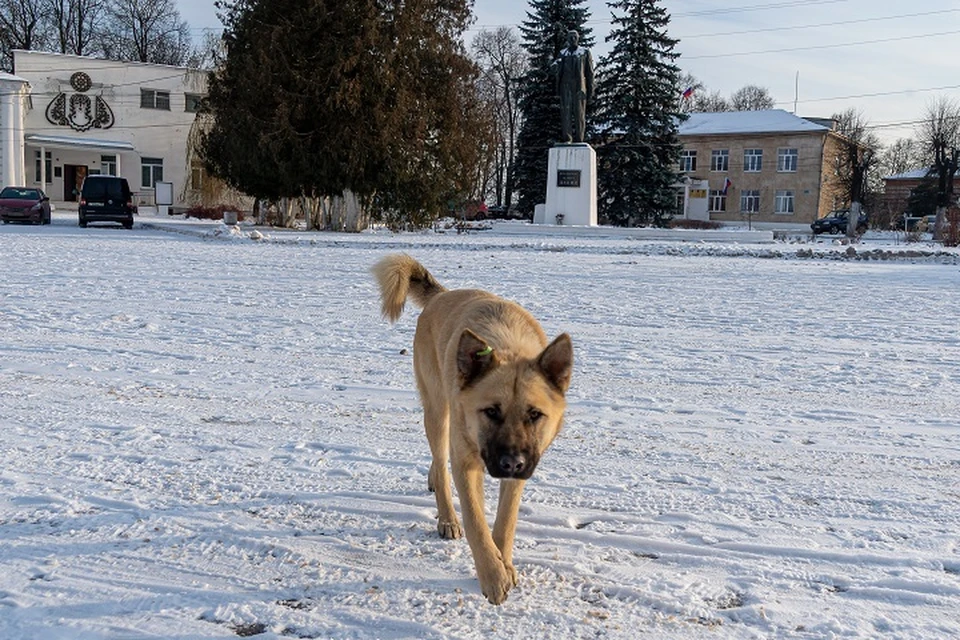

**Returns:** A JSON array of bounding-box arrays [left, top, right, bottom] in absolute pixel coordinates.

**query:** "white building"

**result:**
[[3, 50, 207, 207]]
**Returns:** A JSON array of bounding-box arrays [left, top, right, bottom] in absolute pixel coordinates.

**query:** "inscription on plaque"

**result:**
[[557, 169, 581, 188]]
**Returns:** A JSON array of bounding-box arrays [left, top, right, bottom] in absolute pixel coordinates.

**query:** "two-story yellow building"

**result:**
[[677, 110, 852, 225]]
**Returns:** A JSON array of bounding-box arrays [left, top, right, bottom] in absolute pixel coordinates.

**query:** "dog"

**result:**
[[373, 254, 573, 604]]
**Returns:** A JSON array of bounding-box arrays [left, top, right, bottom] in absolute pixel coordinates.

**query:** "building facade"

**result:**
[[677, 110, 852, 225], [3, 50, 208, 207]]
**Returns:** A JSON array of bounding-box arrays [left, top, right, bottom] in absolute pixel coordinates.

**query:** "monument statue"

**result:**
[[552, 30, 594, 144]]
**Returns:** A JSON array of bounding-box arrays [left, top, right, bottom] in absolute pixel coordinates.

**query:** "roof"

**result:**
[[25, 134, 135, 152], [0, 71, 28, 84], [679, 109, 830, 136], [884, 167, 960, 180]]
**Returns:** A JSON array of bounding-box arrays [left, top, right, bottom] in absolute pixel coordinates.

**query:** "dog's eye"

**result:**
[[483, 406, 502, 422], [527, 409, 544, 423]]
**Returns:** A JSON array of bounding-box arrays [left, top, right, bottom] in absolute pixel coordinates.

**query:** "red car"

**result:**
[[0, 187, 52, 225]]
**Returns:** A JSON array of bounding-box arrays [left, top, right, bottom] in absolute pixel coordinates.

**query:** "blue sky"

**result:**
[[177, 0, 960, 144]]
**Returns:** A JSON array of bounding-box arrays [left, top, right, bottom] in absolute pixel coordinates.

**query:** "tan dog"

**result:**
[[373, 254, 573, 604]]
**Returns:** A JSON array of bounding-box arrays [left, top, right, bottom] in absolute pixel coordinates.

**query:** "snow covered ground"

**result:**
[[1, 213, 959, 639]]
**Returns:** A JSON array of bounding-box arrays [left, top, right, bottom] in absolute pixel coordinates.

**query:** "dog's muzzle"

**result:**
[[483, 447, 538, 480]]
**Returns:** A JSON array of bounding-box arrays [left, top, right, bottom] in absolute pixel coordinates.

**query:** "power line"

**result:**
[[682, 28, 960, 59], [671, 0, 853, 18], [675, 8, 960, 39]]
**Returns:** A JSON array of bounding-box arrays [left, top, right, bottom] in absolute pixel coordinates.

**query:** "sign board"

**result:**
[[557, 170, 581, 188], [155, 181, 174, 206], [689, 189, 707, 199]]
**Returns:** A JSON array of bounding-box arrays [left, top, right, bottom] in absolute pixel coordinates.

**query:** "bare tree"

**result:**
[[46, 0, 107, 56], [881, 137, 923, 177], [916, 96, 960, 240], [0, 0, 49, 70], [678, 72, 729, 113], [102, 0, 191, 65], [185, 29, 223, 69], [829, 108, 880, 238], [472, 27, 525, 211], [729, 84, 775, 111]]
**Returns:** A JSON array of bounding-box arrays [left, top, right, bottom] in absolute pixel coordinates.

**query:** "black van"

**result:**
[[78, 175, 136, 229]]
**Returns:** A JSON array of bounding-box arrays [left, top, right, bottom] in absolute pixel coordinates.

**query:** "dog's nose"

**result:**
[[498, 452, 526, 476]]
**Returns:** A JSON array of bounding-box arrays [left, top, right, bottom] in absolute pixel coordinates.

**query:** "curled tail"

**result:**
[[373, 254, 446, 323]]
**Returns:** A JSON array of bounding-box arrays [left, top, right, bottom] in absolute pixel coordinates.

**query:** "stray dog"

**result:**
[[373, 254, 573, 604]]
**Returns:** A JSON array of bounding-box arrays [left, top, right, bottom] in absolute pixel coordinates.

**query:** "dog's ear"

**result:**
[[538, 333, 573, 393], [457, 329, 497, 387]]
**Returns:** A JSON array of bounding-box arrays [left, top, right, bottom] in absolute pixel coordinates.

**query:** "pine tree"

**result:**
[[594, 0, 683, 226], [513, 0, 593, 217]]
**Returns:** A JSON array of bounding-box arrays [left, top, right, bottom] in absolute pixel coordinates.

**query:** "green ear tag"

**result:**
[[476, 346, 494, 357]]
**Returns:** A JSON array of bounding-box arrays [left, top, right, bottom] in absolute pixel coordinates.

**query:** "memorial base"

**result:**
[[538, 143, 597, 226]]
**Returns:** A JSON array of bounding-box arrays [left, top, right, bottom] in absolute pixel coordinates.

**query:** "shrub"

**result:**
[[184, 204, 245, 222], [668, 219, 723, 230]]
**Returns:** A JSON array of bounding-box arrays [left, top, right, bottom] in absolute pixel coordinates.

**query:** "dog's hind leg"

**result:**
[[423, 400, 462, 539], [493, 479, 525, 584]]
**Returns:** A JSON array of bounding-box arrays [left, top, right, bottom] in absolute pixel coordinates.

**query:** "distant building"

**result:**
[[1, 50, 212, 208], [677, 110, 858, 225], [881, 168, 960, 218]]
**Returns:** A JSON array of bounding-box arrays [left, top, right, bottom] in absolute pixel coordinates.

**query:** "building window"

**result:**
[[680, 150, 697, 172], [35, 150, 52, 183], [711, 149, 729, 172], [740, 189, 760, 213], [778, 148, 798, 172], [101, 154, 117, 176], [775, 190, 795, 214], [141, 89, 171, 110], [190, 159, 204, 190], [744, 149, 763, 172], [185, 93, 204, 113], [709, 190, 727, 212], [141, 157, 164, 188]]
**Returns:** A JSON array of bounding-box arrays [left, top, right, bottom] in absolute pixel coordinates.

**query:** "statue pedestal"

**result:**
[[538, 143, 597, 226]]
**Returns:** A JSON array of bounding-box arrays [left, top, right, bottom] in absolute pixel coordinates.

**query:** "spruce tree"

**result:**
[[513, 0, 593, 217], [594, 0, 683, 226]]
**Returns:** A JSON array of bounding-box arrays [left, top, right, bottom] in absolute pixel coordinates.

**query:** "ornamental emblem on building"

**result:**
[[45, 71, 115, 132]]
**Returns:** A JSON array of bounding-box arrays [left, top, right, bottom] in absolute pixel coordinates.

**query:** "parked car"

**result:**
[[0, 186, 51, 225], [811, 209, 868, 235], [78, 175, 136, 229], [896, 213, 924, 231], [458, 200, 488, 221], [486, 205, 526, 220]]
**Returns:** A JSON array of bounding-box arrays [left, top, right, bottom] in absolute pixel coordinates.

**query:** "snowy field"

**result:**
[[1, 214, 959, 639]]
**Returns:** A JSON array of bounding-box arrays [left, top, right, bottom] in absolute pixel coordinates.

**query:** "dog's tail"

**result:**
[[373, 254, 446, 323]]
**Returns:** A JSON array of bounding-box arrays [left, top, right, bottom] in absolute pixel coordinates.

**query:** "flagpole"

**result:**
[[794, 71, 799, 114]]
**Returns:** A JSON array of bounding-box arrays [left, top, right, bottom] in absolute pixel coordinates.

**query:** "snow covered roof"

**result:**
[[0, 71, 28, 84], [679, 109, 830, 136], [885, 168, 932, 180]]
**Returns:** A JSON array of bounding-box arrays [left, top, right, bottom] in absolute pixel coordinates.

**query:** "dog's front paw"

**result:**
[[478, 561, 516, 605], [438, 519, 462, 539]]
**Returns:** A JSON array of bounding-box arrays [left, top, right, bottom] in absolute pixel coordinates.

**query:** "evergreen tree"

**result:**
[[513, 0, 593, 217], [594, 0, 683, 226], [202, 0, 487, 229]]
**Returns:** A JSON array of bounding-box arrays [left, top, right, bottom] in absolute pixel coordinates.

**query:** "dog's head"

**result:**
[[456, 329, 573, 480]]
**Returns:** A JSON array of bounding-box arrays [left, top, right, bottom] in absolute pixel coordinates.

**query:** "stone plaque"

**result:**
[[557, 169, 581, 188]]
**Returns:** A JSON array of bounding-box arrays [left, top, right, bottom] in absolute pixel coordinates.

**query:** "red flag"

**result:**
[[722, 178, 732, 195]]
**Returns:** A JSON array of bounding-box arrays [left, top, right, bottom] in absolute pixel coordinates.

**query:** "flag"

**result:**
[[681, 86, 694, 100], [722, 178, 732, 195]]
